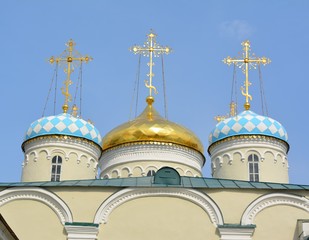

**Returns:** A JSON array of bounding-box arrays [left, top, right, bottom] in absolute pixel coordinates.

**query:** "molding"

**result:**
[[211, 142, 289, 177], [100, 164, 200, 179], [99, 143, 204, 176], [0, 187, 73, 224], [94, 188, 223, 226], [209, 136, 288, 157], [218, 226, 255, 240], [23, 138, 101, 173], [241, 193, 309, 225], [23, 137, 101, 163], [65, 224, 99, 240]]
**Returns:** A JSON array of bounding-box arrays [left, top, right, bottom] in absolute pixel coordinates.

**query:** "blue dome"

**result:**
[[24, 113, 102, 146], [209, 110, 288, 145]]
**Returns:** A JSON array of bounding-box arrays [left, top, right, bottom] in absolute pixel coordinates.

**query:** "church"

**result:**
[[0, 32, 309, 240]]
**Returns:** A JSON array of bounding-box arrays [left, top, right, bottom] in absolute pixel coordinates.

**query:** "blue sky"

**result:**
[[0, 0, 308, 183]]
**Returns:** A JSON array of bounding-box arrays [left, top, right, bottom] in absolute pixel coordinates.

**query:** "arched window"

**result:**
[[248, 154, 259, 182], [147, 170, 156, 176], [51, 156, 62, 182]]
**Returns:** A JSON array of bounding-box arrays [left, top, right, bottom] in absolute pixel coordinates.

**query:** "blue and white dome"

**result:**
[[209, 110, 288, 145], [24, 113, 102, 146]]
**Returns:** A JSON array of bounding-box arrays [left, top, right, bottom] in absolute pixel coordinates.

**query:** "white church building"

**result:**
[[0, 33, 309, 240]]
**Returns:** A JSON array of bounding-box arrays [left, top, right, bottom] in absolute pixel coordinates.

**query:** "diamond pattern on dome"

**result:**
[[231, 122, 243, 132], [256, 115, 265, 121], [278, 128, 285, 137], [213, 128, 220, 138], [256, 122, 267, 132], [244, 121, 255, 132], [209, 110, 288, 145], [68, 123, 79, 133], [55, 122, 67, 131], [221, 125, 231, 135], [24, 113, 102, 145], [268, 124, 277, 134], [33, 124, 42, 133], [80, 125, 89, 135], [43, 122, 53, 131]]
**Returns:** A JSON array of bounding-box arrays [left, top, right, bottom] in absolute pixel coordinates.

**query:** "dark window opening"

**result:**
[[147, 170, 156, 176]]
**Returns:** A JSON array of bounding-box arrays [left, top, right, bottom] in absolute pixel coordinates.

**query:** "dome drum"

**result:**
[[99, 142, 205, 178]]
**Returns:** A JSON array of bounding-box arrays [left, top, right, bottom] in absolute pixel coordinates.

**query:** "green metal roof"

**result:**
[[1, 176, 309, 190], [65, 222, 99, 227], [218, 224, 256, 229]]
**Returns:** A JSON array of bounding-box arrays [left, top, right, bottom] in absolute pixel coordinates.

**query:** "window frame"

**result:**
[[51, 155, 62, 182], [248, 153, 259, 182]]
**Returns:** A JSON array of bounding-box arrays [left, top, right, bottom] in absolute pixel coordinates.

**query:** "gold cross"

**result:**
[[130, 30, 171, 97], [49, 39, 92, 113], [223, 40, 270, 110]]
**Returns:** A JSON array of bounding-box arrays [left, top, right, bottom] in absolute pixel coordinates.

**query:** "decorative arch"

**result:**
[[215, 156, 223, 167], [111, 169, 120, 178], [0, 187, 73, 224], [51, 149, 67, 160], [263, 150, 274, 162], [87, 158, 96, 168], [132, 166, 144, 176], [241, 193, 309, 225], [94, 188, 224, 226], [275, 153, 283, 163], [102, 174, 110, 179], [120, 167, 131, 177], [145, 165, 158, 171], [175, 167, 184, 175], [233, 151, 244, 162], [68, 151, 78, 161], [245, 149, 261, 159], [78, 154, 88, 164], [222, 153, 231, 161], [185, 170, 193, 176], [263, 150, 274, 156], [38, 149, 49, 158], [29, 151, 38, 162], [284, 156, 289, 167]]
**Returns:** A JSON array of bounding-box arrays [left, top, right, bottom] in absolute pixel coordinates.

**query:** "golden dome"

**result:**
[[102, 97, 204, 153]]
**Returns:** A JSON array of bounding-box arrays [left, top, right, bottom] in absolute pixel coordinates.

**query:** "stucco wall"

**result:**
[[0, 186, 308, 240]]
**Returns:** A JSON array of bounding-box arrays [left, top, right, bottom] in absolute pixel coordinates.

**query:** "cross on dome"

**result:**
[[130, 30, 172, 98], [223, 40, 271, 110], [49, 39, 93, 113]]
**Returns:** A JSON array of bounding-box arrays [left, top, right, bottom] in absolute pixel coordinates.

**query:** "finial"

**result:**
[[49, 39, 93, 113], [223, 40, 270, 111], [230, 101, 237, 116], [214, 101, 237, 122], [146, 96, 155, 105], [130, 30, 172, 98], [62, 104, 69, 114], [146, 96, 155, 120], [72, 104, 78, 117]]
